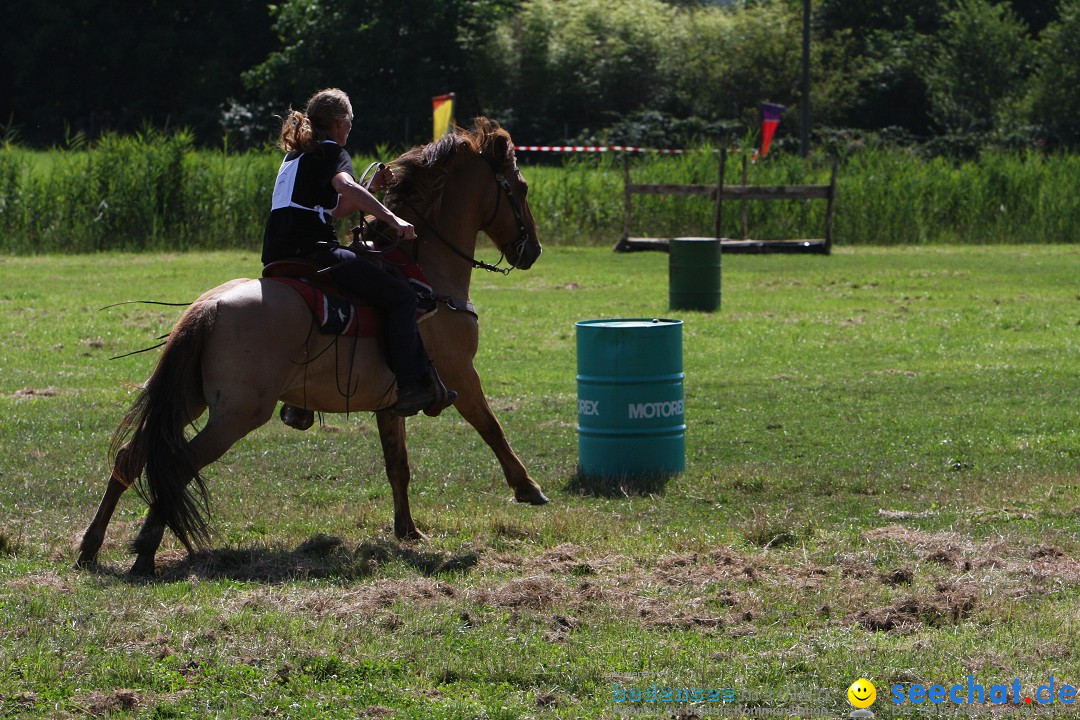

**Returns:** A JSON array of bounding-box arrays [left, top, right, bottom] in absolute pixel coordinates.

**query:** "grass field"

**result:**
[[0, 246, 1077, 719]]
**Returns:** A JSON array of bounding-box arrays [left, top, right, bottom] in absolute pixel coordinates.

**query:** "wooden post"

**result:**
[[824, 157, 838, 254], [800, 0, 811, 158], [740, 154, 749, 242], [622, 153, 632, 240], [714, 152, 725, 239]]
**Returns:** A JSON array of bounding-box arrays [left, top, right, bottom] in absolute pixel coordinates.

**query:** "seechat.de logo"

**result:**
[[891, 676, 1077, 707]]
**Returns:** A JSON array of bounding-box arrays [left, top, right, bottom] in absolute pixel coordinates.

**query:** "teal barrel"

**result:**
[[576, 319, 685, 478], [669, 237, 721, 311]]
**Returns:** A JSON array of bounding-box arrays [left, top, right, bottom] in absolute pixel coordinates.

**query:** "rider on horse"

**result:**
[[262, 87, 455, 418]]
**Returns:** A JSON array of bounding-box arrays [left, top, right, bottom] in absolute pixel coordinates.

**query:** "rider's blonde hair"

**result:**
[[278, 88, 352, 153]]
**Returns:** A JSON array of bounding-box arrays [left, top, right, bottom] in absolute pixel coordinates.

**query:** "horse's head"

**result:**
[[385, 118, 542, 271], [472, 119, 543, 270]]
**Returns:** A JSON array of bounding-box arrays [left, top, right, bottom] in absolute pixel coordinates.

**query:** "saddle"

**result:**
[[263, 260, 377, 337], [262, 251, 437, 337]]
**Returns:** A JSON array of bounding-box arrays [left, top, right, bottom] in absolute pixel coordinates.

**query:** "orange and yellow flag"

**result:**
[[432, 93, 455, 140]]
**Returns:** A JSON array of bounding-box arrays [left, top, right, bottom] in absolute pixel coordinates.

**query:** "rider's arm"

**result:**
[[330, 171, 416, 238]]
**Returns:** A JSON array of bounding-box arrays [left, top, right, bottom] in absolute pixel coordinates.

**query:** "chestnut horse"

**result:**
[[78, 118, 548, 575]]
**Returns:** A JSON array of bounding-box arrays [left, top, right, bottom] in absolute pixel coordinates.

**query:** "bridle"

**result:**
[[477, 154, 534, 268]]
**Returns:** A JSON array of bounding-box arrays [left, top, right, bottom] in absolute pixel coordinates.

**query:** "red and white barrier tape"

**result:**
[[514, 145, 689, 154]]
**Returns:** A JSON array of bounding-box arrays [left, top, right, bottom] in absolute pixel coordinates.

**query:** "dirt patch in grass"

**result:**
[[11, 386, 60, 398], [474, 574, 569, 609], [80, 526, 1073, 654], [286, 577, 458, 620], [0, 530, 17, 556], [6, 572, 75, 594], [512, 547, 837, 631], [471, 543, 858, 633], [854, 583, 980, 633], [72, 689, 140, 716], [862, 524, 968, 550], [527, 542, 619, 576], [237, 545, 787, 635], [524, 531, 1071, 635], [880, 566, 915, 586], [877, 508, 937, 520], [1018, 550, 1080, 585], [861, 524, 1077, 584], [149, 537, 481, 582], [651, 547, 832, 591]]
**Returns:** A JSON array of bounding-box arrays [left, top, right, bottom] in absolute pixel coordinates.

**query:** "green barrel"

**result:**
[[669, 237, 721, 311], [576, 319, 685, 478]]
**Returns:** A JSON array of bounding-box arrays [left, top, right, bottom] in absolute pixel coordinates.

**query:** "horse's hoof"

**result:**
[[515, 487, 550, 505], [395, 524, 428, 542], [75, 553, 98, 570], [129, 559, 156, 577]]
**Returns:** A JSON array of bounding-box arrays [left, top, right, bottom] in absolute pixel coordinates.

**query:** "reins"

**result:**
[[400, 195, 513, 275], [319, 158, 519, 276]]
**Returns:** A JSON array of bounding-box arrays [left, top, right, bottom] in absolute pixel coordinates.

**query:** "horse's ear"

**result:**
[[492, 131, 510, 161], [471, 116, 510, 162]]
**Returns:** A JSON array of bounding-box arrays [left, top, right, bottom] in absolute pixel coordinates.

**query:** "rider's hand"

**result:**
[[370, 165, 395, 192], [392, 216, 416, 240]]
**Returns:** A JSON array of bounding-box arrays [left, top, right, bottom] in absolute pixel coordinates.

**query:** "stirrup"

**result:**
[[280, 403, 315, 430], [422, 364, 457, 417], [391, 384, 436, 417], [422, 387, 457, 417]]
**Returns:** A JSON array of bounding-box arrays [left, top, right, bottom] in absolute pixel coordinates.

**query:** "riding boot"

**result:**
[[422, 363, 457, 417], [391, 364, 458, 417], [280, 403, 315, 430]]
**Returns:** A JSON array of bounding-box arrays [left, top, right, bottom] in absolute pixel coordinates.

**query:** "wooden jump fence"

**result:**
[[614, 155, 838, 254]]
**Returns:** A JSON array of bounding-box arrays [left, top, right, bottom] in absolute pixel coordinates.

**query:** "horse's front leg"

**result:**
[[375, 410, 425, 540], [448, 365, 549, 506]]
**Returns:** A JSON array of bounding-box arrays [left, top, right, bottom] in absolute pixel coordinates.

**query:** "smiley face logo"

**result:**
[[847, 678, 877, 708]]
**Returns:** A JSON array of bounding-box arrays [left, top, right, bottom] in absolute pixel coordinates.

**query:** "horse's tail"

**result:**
[[109, 299, 218, 552]]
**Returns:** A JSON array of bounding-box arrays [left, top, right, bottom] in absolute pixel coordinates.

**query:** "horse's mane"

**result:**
[[384, 117, 516, 221]]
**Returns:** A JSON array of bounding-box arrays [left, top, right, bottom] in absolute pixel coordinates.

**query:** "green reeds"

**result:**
[[2, 132, 1079, 253], [0, 131, 279, 253], [527, 146, 1080, 246]]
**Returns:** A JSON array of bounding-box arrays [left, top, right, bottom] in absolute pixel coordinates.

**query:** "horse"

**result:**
[[77, 117, 548, 575]]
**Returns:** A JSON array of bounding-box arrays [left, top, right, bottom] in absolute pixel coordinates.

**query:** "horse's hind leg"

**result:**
[[130, 507, 169, 576], [130, 408, 272, 575], [77, 446, 137, 568], [375, 410, 425, 541]]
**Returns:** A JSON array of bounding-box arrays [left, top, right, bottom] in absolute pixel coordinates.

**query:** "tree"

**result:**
[[921, 0, 1034, 134], [814, 0, 951, 134], [0, 0, 275, 146], [665, 1, 803, 123], [1029, 0, 1080, 144], [242, 0, 512, 150], [473, 0, 679, 142], [817, 0, 949, 39], [1006, 0, 1061, 36]]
